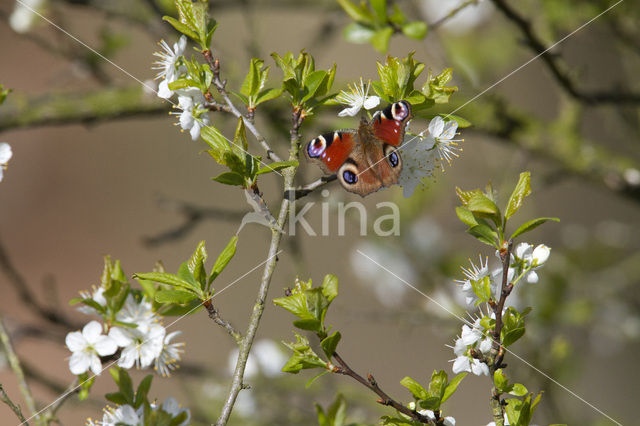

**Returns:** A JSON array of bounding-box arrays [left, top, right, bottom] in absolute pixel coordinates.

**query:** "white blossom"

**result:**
[[109, 324, 165, 369], [418, 409, 456, 426], [89, 404, 139, 426], [429, 116, 462, 169], [160, 397, 190, 425], [76, 286, 107, 316], [9, 0, 45, 34], [155, 331, 185, 377], [531, 244, 550, 266], [335, 78, 380, 117], [174, 89, 210, 141], [455, 256, 490, 305], [152, 36, 187, 99], [0, 143, 13, 182], [66, 321, 117, 375], [116, 295, 156, 332], [450, 319, 492, 376]]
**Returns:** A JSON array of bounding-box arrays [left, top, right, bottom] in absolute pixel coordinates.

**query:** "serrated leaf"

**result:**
[[303, 70, 328, 102], [455, 187, 479, 205], [155, 289, 198, 304], [162, 16, 198, 41], [321, 274, 338, 302], [493, 369, 509, 392], [273, 293, 314, 320], [418, 396, 442, 411], [209, 236, 238, 283], [442, 372, 467, 403], [320, 331, 341, 358], [510, 217, 559, 240], [509, 383, 528, 397], [501, 327, 525, 347], [505, 172, 531, 219], [400, 376, 428, 400], [402, 21, 427, 39], [132, 272, 195, 292], [201, 125, 230, 153], [187, 240, 208, 290], [427, 370, 448, 401]]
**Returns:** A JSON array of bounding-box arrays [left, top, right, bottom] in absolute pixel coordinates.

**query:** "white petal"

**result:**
[[94, 335, 118, 356], [157, 80, 173, 99], [118, 346, 137, 369], [362, 96, 381, 110], [175, 36, 187, 56], [460, 325, 482, 345], [532, 244, 550, 266], [440, 121, 458, 140], [109, 327, 133, 347], [452, 356, 470, 374], [89, 353, 103, 376], [444, 416, 456, 426], [65, 331, 86, 352], [471, 359, 490, 376], [69, 352, 91, 375], [0, 143, 12, 164], [428, 116, 444, 138], [526, 270, 539, 284], [189, 121, 202, 140], [162, 397, 180, 415], [179, 110, 193, 130], [116, 405, 139, 424], [82, 321, 104, 344], [479, 337, 493, 354], [338, 104, 361, 117], [514, 242, 532, 261]]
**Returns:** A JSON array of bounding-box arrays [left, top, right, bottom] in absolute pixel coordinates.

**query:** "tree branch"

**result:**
[[203, 299, 242, 345], [285, 174, 337, 200], [489, 0, 640, 105], [0, 384, 27, 424], [0, 87, 169, 132], [332, 352, 435, 425]]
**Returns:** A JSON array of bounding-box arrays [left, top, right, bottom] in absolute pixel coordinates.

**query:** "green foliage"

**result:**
[[505, 392, 543, 426], [338, 0, 428, 53], [234, 58, 282, 110], [77, 373, 95, 401], [168, 58, 213, 93], [134, 237, 238, 308], [455, 172, 559, 248], [271, 51, 336, 114], [0, 84, 10, 105], [370, 54, 458, 117], [281, 333, 328, 373], [401, 370, 466, 412], [493, 369, 528, 396], [500, 307, 530, 347], [316, 394, 350, 426], [163, 0, 218, 50]]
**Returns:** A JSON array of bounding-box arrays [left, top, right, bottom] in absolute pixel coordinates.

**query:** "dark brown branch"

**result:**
[[203, 299, 242, 344], [285, 175, 337, 200], [0, 384, 27, 424], [490, 0, 640, 105], [331, 351, 435, 425]]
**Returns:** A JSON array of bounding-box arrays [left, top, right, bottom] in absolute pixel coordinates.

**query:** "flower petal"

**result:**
[[428, 116, 444, 138], [82, 321, 104, 344], [452, 356, 470, 374], [157, 80, 173, 99], [69, 352, 91, 375], [89, 353, 103, 376], [338, 104, 360, 117], [363, 96, 381, 110], [94, 335, 118, 356], [440, 121, 458, 140], [65, 331, 86, 352]]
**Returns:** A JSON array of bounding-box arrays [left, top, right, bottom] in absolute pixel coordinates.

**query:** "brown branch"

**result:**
[[285, 174, 337, 200], [489, 0, 640, 105], [202, 299, 242, 345], [332, 352, 435, 425], [0, 384, 27, 424]]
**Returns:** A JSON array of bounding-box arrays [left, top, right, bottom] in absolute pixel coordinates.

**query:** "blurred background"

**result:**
[[0, 0, 639, 424]]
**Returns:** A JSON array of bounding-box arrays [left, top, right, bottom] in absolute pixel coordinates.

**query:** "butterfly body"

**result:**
[[305, 101, 412, 197]]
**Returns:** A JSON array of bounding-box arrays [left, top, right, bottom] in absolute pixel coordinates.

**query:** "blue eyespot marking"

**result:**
[[343, 170, 358, 184]]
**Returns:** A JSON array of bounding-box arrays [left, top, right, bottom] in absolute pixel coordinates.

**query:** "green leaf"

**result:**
[[255, 87, 281, 105], [471, 276, 493, 303], [455, 187, 479, 205], [467, 224, 499, 248], [303, 70, 328, 102], [442, 372, 467, 403], [455, 206, 478, 227], [337, 0, 374, 22], [370, 0, 388, 23], [502, 327, 525, 347], [282, 334, 328, 373], [132, 272, 196, 292], [370, 27, 394, 53], [209, 236, 238, 283], [105, 392, 128, 405], [493, 369, 510, 392], [115, 368, 134, 404], [505, 172, 531, 219], [400, 376, 428, 400], [343, 22, 376, 43], [444, 114, 472, 128], [162, 16, 198, 41], [321, 274, 339, 302], [418, 397, 442, 411], [509, 383, 528, 397], [320, 331, 341, 358], [212, 171, 245, 186], [427, 370, 448, 402], [155, 289, 198, 304], [293, 318, 322, 332], [255, 160, 298, 175], [187, 240, 208, 290], [201, 125, 231, 153], [308, 370, 331, 389], [402, 21, 428, 39], [468, 193, 501, 216], [134, 375, 153, 408], [510, 217, 560, 240]]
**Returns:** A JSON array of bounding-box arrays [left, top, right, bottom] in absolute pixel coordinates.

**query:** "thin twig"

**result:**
[[490, 0, 640, 105], [215, 109, 302, 426], [0, 384, 27, 424], [0, 314, 38, 422], [332, 352, 435, 425], [285, 174, 337, 200], [203, 300, 242, 345], [203, 51, 284, 162], [430, 0, 479, 31]]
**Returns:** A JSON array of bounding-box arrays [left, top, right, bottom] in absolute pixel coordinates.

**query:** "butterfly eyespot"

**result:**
[[342, 170, 358, 185], [391, 101, 410, 121], [384, 144, 401, 168], [307, 136, 326, 158]]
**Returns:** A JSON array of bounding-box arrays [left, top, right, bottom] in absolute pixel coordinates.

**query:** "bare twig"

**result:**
[[203, 51, 284, 162], [215, 109, 302, 426], [285, 174, 337, 200], [0, 314, 38, 422], [332, 352, 435, 425], [490, 0, 640, 105], [430, 0, 479, 31], [203, 300, 242, 345], [0, 384, 27, 424]]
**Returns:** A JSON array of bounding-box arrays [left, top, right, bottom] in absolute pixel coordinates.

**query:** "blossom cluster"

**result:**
[[66, 288, 184, 377], [0, 142, 12, 182], [152, 36, 210, 140], [87, 397, 189, 426], [334, 80, 463, 198]]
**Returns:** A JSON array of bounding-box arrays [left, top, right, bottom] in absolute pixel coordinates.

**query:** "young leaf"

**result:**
[[132, 272, 197, 292], [510, 217, 559, 240], [468, 193, 501, 216], [337, 0, 374, 23], [400, 376, 428, 400], [343, 22, 376, 43], [442, 372, 467, 403], [370, 27, 394, 53], [402, 21, 427, 39], [211, 171, 245, 186], [155, 289, 198, 304], [282, 334, 328, 373], [321, 274, 339, 302], [209, 236, 238, 283], [509, 383, 528, 397], [134, 375, 153, 408], [187, 240, 208, 290], [255, 160, 298, 175], [505, 172, 531, 219], [455, 206, 478, 227], [493, 369, 510, 393], [467, 224, 499, 248], [320, 331, 341, 358]]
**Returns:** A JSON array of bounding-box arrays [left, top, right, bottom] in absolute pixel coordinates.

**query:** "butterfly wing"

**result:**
[[305, 131, 356, 175]]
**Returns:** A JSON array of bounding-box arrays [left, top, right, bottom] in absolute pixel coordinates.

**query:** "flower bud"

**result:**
[[532, 244, 551, 266]]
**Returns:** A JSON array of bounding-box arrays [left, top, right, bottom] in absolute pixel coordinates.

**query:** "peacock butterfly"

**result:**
[[304, 100, 412, 197]]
